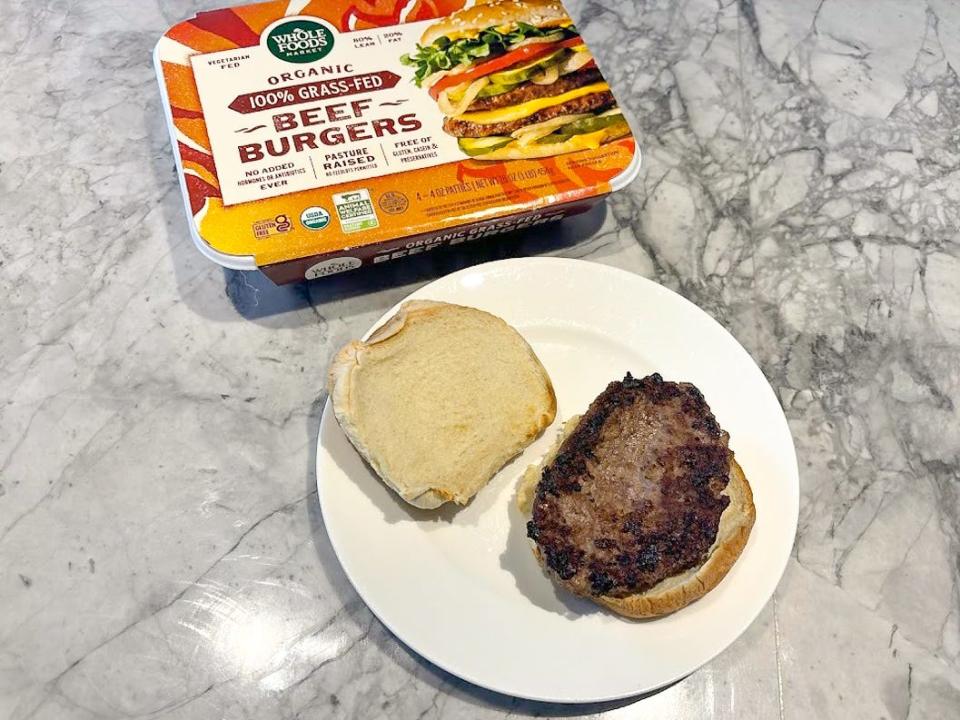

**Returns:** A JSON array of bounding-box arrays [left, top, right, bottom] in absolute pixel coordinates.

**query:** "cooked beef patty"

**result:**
[[527, 373, 732, 598], [466, 68, 603, 112], [443, 91, 616, 138]]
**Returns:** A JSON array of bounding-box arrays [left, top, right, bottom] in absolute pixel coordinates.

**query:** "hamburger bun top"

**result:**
[[420, 0, 573, 46]]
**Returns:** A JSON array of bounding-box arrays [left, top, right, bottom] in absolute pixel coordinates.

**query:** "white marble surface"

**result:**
[[2, 0, 960, 717]]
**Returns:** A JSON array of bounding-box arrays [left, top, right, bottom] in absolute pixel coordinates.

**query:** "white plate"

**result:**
[[317, 257, 799, 703]]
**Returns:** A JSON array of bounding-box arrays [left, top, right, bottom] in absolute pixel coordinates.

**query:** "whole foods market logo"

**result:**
[[266, 19, 333, 64]]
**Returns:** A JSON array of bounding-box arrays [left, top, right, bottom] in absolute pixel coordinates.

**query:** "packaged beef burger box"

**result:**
[[154, 0, 640, 283]]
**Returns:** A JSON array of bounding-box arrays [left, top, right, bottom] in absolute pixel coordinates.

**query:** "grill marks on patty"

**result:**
[[527, 373, 732, 598], [466, 68, 603, 112], [443, 90, 616, 137]]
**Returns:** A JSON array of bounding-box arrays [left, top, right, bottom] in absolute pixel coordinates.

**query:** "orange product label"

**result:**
[[156, 0, 638, 267]]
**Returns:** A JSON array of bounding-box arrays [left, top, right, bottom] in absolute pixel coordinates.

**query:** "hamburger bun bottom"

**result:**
[[517, 416, 756, 619]]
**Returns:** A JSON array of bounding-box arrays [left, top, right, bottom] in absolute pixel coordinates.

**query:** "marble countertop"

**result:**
[[3, 0, 960, 717]]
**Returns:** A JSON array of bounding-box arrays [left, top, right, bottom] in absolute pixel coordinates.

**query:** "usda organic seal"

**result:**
[[300, 206, 331, 230]]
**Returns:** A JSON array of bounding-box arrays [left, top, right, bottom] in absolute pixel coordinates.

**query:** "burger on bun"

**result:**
[[401, 0, 630, 160]]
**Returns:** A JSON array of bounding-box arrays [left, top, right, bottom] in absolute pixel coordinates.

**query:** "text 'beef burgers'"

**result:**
[[401, 0, 630, 160]]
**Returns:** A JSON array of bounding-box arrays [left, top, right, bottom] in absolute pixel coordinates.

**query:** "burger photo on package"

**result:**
[[400, 0, 630, 160]]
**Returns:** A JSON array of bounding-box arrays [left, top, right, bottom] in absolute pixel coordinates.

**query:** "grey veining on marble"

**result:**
[[1, 0, 959, 717]]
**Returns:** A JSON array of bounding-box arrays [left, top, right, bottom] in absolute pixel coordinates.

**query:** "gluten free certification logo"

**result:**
[[333, 189, 379, 233]]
